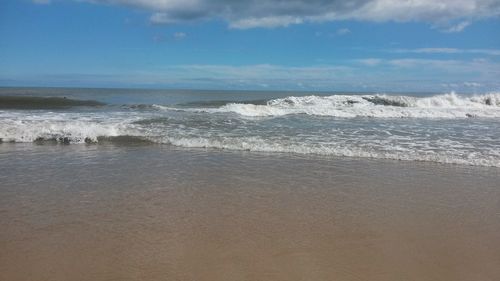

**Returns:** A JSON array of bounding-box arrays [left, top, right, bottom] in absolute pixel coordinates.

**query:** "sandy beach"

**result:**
[[3, 0, 500, 280], [1, 143, 499, 281]]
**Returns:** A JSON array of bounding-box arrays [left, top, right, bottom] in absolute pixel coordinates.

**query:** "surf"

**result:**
[[207, 92, 500, 118]]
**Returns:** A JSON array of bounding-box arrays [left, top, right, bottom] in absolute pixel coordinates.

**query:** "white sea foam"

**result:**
[[0, 120, 127, 143], [0, 111, 140, 143], [2, 116, 499, 167], [2, 116, 497, 166], [212, 92, 500, 118], [157, 135, 500, 167]]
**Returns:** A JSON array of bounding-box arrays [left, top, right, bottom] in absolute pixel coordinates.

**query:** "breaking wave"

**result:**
[[0, 121, 133, 144], [2, 130, 498, 167], [1, 121, 499, 167], [209, 92, 500, 118], [0, 112, 142, 144]]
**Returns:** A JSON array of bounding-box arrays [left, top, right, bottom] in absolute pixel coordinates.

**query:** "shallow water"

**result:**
[[1, 144, 499, 281]]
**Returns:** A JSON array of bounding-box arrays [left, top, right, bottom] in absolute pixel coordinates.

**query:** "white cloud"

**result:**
[[372, 58, 500, 78], [152, 32, 187, 42], [314, 28, 351, 38], [386, 58, 478, 69], [394, 48, 500, 56], [465, 49, 500, 56], [409, 48, 461, 54], [123, 59, 500, 91], [150, 13, 176, 24], [441, 21, 470, 33], [173, 64, 354, 80], [173, 32, 187, 39], [82, 0, 500, 30], [5, 60, 500, 91], [229, 16, 304, 29], [357, 58, 382, 66], [336, 28, 351, 35]]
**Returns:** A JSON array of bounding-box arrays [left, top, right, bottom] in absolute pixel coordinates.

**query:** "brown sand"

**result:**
[[1, 144, 499, 281]]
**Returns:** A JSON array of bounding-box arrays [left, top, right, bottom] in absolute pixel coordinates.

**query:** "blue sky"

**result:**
[[1, 0, 499, 92]]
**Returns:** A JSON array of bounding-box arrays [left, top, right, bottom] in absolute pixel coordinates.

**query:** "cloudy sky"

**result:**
[[1, 0, 499, 92]]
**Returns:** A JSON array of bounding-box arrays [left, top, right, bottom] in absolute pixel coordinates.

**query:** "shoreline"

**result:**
[[2, 142, 500, 168], [1, 144, 499, 281]]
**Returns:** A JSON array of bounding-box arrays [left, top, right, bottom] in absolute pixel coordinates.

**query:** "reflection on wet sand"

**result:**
[[1, 144, 499, 281]]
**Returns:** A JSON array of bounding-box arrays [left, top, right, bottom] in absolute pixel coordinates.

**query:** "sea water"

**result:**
[[1, 87, 500, 167]]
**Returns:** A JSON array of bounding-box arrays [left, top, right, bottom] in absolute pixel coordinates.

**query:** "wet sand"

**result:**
[[1, 144, 499, 281]]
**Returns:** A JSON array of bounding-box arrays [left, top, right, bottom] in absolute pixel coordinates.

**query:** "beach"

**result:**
[[1, 143, 499, 281], [3, 1, 500, 280]]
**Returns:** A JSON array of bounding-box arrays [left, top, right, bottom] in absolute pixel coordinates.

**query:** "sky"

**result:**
[[0, 0, 499, 92]]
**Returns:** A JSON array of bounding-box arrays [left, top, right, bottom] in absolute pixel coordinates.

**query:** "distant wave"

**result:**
[[176, 99, 268, 108], [124, 92, 500, 119], [204, 92, 500, 118], [0, 96, 105, 109]]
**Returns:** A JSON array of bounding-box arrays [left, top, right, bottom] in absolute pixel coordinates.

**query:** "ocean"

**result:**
[[1, 87, 500, 167]]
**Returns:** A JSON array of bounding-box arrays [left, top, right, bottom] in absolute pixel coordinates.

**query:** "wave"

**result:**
[[0, 96, 105, 109], [2, 92, 500, 167], [206, 92, 500, 118], [158, 136, 500, 167], [176, 99, 268, 108], [0, 114, 139, 144], [2, 124, 498, 167]]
